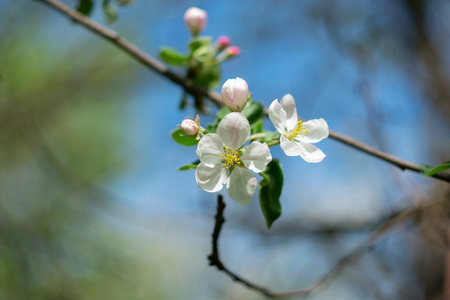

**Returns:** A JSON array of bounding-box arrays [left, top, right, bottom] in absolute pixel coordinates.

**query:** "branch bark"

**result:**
[[208, 195, 446, 299], [32, 0, 450, 182]]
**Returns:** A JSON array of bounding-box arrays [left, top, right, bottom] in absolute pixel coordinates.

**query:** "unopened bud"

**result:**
[[181, 119, 199, 136], [221, 77, 249, 112], [216, 36, 231, 49], [227, 46, 240, 57], [183, 7, 207, 36]]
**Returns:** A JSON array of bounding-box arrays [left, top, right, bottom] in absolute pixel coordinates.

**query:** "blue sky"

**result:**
[[10, 0, 449, 298]]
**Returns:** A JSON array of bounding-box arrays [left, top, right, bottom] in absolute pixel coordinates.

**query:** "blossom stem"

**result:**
[[266, 138, 280, 148], [245, 133, 267, 142]]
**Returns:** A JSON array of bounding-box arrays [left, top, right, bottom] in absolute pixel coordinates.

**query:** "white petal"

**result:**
[[280, 94, 298, 132], [195, 163, 227, 192], [196, 134, 224, 167], [268, 99, 287, 135], [280, 135, 326, 163], [216, 112, 250, 150], [226, 167, 257, 205], [240, 141, 272, 173], [296, 118, 329, 144]]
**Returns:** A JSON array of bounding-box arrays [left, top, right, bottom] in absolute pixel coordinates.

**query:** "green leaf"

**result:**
[[178, 160, 200, 171], [116, 0, 133, 4], [102, 0, 118, 23], [242, 101, 263, 126], [76, 0, 94, 16], [217, 107, 231, 119], [192, 64, 220, 89], [419, 162, 450, 176], [259, 160, 283, 229], [171, 128, 199, 146], [188, 37, 212, 54], [253, 131, 278, 143], [251, 120, 263, 134], [159, 47, 188, 66]]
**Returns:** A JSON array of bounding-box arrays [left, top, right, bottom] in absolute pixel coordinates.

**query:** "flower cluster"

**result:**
[[160, 7, 242, 112], [171, 7, 329, 226], [175, 77, 329, 206]]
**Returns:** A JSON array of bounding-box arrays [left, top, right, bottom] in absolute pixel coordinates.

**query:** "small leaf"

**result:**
[[419, 162, 450, 176], [259, 160, 283, 229], [188, 37, 212, 54], [251, 120, 263, 134], [192, 63, 221, 89], [178, 160, 200, 171], [217, 107, 231, 119], [76, 0, 94, 16], [159, 47, 188, 66], [171, 128, 199, 146], [103, 0, 118, 23], [253, 131, 278, 143], [242, 101, 263, 126], [116, 0, 133, 5]]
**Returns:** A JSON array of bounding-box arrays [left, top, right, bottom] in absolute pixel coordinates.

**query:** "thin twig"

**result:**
[[208, 196, 446, 298], [33, 0, 450, 182], [208, 195, 280, 298]]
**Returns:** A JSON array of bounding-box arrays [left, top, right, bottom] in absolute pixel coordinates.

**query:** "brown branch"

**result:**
[[33, 0, 222, 107], [208, 195, 281, 298], [33, 0, 450, 183], [208, 195, 446, 298]]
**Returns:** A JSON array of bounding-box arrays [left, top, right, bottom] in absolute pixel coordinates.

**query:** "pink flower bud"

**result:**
[[216, 36, 231, 48], [227, 46, 240, 57], [221, 77, 249, 112], [181, 119, 199, 136], [183, 7, 207, 35]]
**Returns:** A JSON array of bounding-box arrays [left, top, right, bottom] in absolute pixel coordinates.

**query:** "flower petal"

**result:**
[[296, 118, 329, 144], [280, 135, 326, 163], [268, 99, 287, 135], [280, 94, 298, 132], [195, 163, 227, 192], [226, 167, 257, 205], [240, 141, 272, 173], [196, 133, 224, 167], [216, 112, 250, 149]]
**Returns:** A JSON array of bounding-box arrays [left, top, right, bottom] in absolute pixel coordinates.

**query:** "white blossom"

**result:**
[[268, 94, 329, 163], [195, 113, 272, 205]]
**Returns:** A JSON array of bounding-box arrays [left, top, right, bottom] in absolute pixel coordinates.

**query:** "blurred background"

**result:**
[[1, 0, 450, 299]]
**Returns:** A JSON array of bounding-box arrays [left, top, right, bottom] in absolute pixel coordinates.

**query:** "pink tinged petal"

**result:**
[[280, 136, 326, 163], [280, 94, 298, 132], [195, 163, 227, 193], [181, 119, 199, 136], [183, 7, 207, 35], [216, 112, 250, 150], [196, 134, 223, 167], [221, 78, 248, 111], [226, 167, 257, 205], [240, 141, 272, 173], [268, 99, 287, 135], [296, 118, 329, 144]]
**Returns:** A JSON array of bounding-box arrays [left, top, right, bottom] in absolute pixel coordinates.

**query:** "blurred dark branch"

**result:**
[[33, 0, 450, 184], [209, 195, 448, 298], [34, 0, 222, 107], [208, 195, 282, 298]]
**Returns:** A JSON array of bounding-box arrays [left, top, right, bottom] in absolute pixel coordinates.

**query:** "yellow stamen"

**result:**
[[221, 147, 241, 169], [285, 121, 309, 140]]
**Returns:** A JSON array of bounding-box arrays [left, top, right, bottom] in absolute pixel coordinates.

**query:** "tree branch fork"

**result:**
[[30, 0, 450, 297]]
